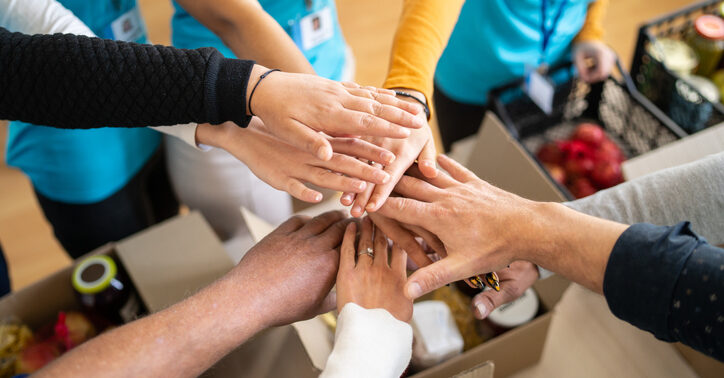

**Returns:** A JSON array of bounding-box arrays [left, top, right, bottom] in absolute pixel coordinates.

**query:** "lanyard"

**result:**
[[540, 0, 568, 63], [305, 0, 313, 11]]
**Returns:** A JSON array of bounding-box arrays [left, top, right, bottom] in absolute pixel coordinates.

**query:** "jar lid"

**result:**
[[72, 255, 117, 295], [683, 75, 720, 103], [695, 15, 724, 40], [487, 288, 539, 328]]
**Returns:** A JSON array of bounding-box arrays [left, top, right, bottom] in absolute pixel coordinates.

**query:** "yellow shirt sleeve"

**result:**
[[575, 0, 608, 42], [382, 0, 465, 105]]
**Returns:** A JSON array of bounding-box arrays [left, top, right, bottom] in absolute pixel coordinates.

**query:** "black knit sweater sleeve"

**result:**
[[0, 27, 254, 128]]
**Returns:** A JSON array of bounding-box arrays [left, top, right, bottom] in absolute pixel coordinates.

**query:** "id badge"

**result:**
[[523, 65, 554, 115], [292, 6, 334, 51], [102, 7, 146, 42]]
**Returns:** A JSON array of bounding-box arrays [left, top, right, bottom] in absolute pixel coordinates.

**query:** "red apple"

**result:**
[[564, 156, 595, 177], [560, 140, 594, 161], [537, 142, 564, 165], [571, 123, 606, 147], [543, 163, 567, 186], [595, 140, 625, 163], [16, 340, 60, 373], [569, 177, 597, 198], [591, 160, 624, 189]]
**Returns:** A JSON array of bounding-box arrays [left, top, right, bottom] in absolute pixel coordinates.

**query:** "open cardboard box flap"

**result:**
[[115, 211, 235, 313]]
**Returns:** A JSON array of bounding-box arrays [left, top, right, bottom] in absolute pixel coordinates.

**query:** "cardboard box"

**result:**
[[237, 204, 570, 378]]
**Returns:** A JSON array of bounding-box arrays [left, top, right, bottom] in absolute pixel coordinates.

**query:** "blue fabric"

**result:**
[[171, 0, 348, 80], [434, 0, 593, 105], [604, 222, 724, 361], [5, 0, 160, 204]]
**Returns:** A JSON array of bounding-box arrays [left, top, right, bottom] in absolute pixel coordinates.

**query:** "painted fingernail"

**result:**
[[407, 282, 422, 298], [475, 302, 488, 318], [374, 171, 390, 184]]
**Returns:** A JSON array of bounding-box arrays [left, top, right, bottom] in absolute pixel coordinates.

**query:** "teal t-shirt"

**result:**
[[6, 0, 160, 204], [434, 0, 593, 105], [171, 0, 348, 80]]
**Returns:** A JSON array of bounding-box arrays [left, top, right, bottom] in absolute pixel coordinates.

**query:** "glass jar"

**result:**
[[72, 255, 141, 324], [688, 15, 724, 77]]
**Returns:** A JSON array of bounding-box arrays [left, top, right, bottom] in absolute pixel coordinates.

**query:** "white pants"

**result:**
[[164, 134, 292, 241]]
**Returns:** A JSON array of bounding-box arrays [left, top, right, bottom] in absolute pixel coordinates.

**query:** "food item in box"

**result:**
[[482, 288, 539, 336], [571, 122, 606, 147], [72, 255, 142, 324], [0, 321, 33, 377], [15, 340, 60, 374], [410, 300, 464, 370], [688, 15, 724, 77], [431, 286, 485, 351], [54, 312, 96, 350], [536, 141, 564, 165]]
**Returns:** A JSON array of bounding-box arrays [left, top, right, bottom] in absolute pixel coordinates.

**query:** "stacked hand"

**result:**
[[573, 41, 615, 83], [340, 87, 438, 217], [248, 65, 427, 161]]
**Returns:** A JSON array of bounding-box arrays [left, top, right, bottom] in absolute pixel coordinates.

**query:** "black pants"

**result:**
[[35, 147, 179, 259], [0, 243, 10, 296], [433, 82, 488, 153]]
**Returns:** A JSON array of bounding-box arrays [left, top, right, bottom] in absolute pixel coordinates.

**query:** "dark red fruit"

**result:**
[[571, 123, 606, 147], [595, 139, 625, 163], [537, 142, 564, 165], [569, 177, 597, 198], [591, 160, 624, 189], [564, 156, 595, 177]]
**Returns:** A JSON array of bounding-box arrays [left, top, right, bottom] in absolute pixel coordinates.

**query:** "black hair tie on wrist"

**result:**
[[248, 68, 281, 117], [394, 90, 431, 120]]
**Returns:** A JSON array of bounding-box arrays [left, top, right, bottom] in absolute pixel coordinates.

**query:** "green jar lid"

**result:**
[[72, 255, 118, 295]]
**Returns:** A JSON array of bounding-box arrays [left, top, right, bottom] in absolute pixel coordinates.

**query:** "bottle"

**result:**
[[71, 255, 142, 324], [688, 15, 724, 77]]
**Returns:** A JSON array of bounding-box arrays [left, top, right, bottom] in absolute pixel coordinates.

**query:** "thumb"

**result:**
[[405, 258, 459, 299], [471, 284, 523, 320]]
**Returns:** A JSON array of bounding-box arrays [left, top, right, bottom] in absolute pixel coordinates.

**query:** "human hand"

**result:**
[[376, 155, 547, 299], [340, 95, 437, 217], [573, 41, 615, 83], [229, 211, 350, 327], [470, 261, 539, 319], [336, 217, 413, 322], [248, 65, 426, 161], [200, 119, 396, 202], [367, 212, 445, 270]]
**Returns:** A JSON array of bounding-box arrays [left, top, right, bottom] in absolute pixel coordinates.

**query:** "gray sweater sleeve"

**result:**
[[565, 152, 724, 245], [536, 152, 724, 280]]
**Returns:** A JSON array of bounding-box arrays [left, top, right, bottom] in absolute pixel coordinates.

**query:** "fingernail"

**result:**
[[313, 193, 323, 202], [317, 145, 332, 160], [382, 152, 396, 164], [352, 205, 362, 216], [400, 128, 411, 137], [374, 171, 390, 184], [407, 282, 422, 298], [475, 302, 488, 318], [366, 200, 377, 211], [355, 181, 366, 191]]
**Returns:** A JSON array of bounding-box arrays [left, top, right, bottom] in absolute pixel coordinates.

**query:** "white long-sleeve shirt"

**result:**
[[0, 0, 202, 149]]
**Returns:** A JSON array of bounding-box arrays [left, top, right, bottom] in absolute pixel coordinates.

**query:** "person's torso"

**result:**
[[6, 0, 161, 204], [170, 0, 348, 80], [434, 0, 593, 105]]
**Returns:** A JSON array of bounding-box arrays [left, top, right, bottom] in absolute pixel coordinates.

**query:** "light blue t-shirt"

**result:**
[[6, 0, 160, 204], [171, 0, 348, 80], [434, 0, 593, 105]]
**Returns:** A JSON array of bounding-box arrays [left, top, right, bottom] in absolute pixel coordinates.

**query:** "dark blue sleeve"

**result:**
[[603, 222, 724, 361]]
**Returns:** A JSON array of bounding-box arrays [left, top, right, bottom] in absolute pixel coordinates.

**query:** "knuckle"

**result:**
[[360, 113, 376, 129]]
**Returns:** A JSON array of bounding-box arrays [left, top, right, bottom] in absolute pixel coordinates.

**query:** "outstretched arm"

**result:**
[[37, 211, 349, 377], [175, 0, 314, 74]]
